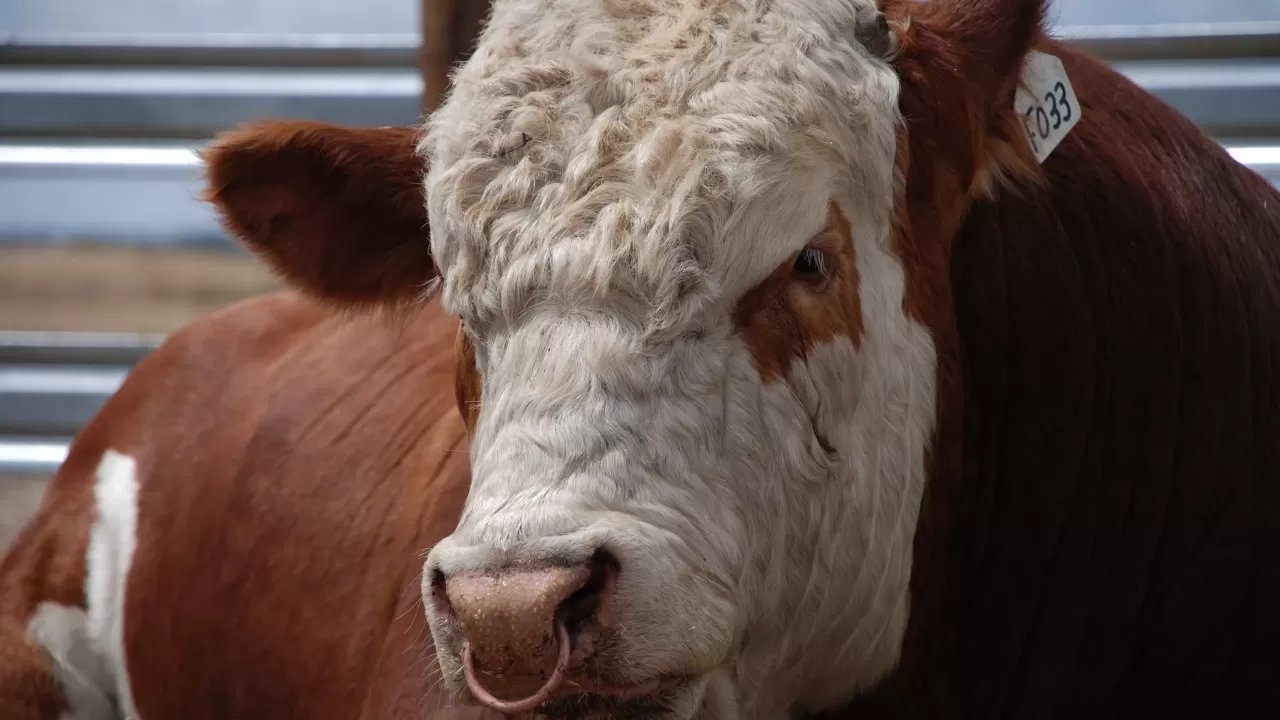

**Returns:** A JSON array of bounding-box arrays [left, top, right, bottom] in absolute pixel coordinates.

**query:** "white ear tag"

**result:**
[[1014, 51, 1082, 164]]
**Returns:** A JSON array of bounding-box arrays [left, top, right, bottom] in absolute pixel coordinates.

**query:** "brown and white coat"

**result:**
[[3, 0, 1280, 718]]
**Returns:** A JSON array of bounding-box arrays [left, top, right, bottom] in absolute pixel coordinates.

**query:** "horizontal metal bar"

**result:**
[[0, 332, 162, 366], [0, 155, 225, 245], [0, 334, 154, 474], [0, 436, 69, 477], [0, 366, 125, 395], [0, 145, 201, 167], [0, 143, 1274, 469], [0, 336, 153, 474], [3, 58, 1278, 139], [1227, 144, 1280, 185], [1060, 22, 1280, 60], [1110, 58, 1280, 135], [0, 366, 125, 436], [5, 23, 1280, 67], [1105, 58, 1280, 136], [2, 139, 1276, 246], [0, 0, 416, 38], [0, 32, 419, 67], [0, 67, 422, 139], [0, 68, 422, 97]]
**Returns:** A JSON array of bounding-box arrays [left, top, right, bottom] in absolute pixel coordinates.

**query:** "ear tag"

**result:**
[[1015, 51, 1082, 164]]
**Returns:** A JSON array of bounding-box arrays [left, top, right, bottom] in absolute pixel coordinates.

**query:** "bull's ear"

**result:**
[[885, 0, 1047, 183], [202, 120, 435, 308], [891, 0, 1046, 105]]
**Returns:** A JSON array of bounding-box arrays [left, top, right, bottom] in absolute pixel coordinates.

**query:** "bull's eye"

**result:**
[[793, 247, 827, 281]]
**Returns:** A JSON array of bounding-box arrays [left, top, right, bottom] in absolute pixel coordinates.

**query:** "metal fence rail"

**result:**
[[2, 22, 1280, 476], [0, 332, 162, 476], [5, 25, 1280, 245]]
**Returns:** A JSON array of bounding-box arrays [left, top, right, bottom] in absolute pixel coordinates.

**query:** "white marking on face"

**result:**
[[84, 449, 140, 720], [421, 1, 934, 717], [26, 602, 117, 720], [730, 214, 937, 716]]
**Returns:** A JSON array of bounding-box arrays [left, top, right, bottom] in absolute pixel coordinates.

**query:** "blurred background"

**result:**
[[2, 0, 1280, 550]]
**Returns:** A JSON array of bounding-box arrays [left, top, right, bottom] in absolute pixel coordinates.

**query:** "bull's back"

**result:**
[[2, 292, 476, 719]]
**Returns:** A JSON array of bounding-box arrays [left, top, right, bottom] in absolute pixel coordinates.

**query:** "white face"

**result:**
[[421, 1, 937, 718]]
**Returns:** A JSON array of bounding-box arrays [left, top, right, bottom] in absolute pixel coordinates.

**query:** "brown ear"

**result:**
[[202, 120, 434, 308], [887, 0, 1047, 185], [895, 0, 1046, 104]]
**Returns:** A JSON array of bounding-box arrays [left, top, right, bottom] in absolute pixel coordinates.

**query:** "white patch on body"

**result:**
[[26, 602, 117, 720], [420, 1, 935, 718], [84, 449, 140, 719], [25, 449, 145, 718]]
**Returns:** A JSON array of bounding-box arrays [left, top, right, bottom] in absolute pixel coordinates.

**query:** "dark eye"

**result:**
[[793, 247, 827, 279]]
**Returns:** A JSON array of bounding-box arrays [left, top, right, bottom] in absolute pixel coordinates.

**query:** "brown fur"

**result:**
[[6, 0, 1280, 716], [0, 291, 495, 720], [825, 0, 1280, 717], [202, 120, 436, 309], [0, 117, 483, 720], [865, 1, 1046, 713], [734, 204, 865, 382], [0, 618, 64, 720]]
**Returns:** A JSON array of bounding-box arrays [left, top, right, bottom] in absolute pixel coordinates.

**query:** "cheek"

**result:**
[[713, 373, 854, 622], [786, 337, 865, 454]]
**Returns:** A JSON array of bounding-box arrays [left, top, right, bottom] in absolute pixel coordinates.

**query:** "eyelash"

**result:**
[[793, 247, 827, 278]]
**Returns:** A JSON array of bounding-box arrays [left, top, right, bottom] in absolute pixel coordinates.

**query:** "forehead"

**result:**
[[423, 0, 899, 329]]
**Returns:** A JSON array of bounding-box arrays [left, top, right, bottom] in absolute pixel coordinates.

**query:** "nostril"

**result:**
[[429, 567, 456, 620], [556, 549, 620, 644]]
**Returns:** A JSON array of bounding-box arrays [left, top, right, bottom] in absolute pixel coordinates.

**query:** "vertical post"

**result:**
[[420, 0, 490, 116]]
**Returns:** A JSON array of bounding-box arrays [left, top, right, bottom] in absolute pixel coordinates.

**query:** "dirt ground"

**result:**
[[0, 243, 281, 555]]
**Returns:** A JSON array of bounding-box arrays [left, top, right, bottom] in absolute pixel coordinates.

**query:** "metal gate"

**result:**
[[2, 0, 1279, 476]]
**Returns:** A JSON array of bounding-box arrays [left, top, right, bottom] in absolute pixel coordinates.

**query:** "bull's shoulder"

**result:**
[[103, 286, 468, 537], [0, 292, 326, 609], [92, 289, 460, 458], [82, 292, 467, 717]]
